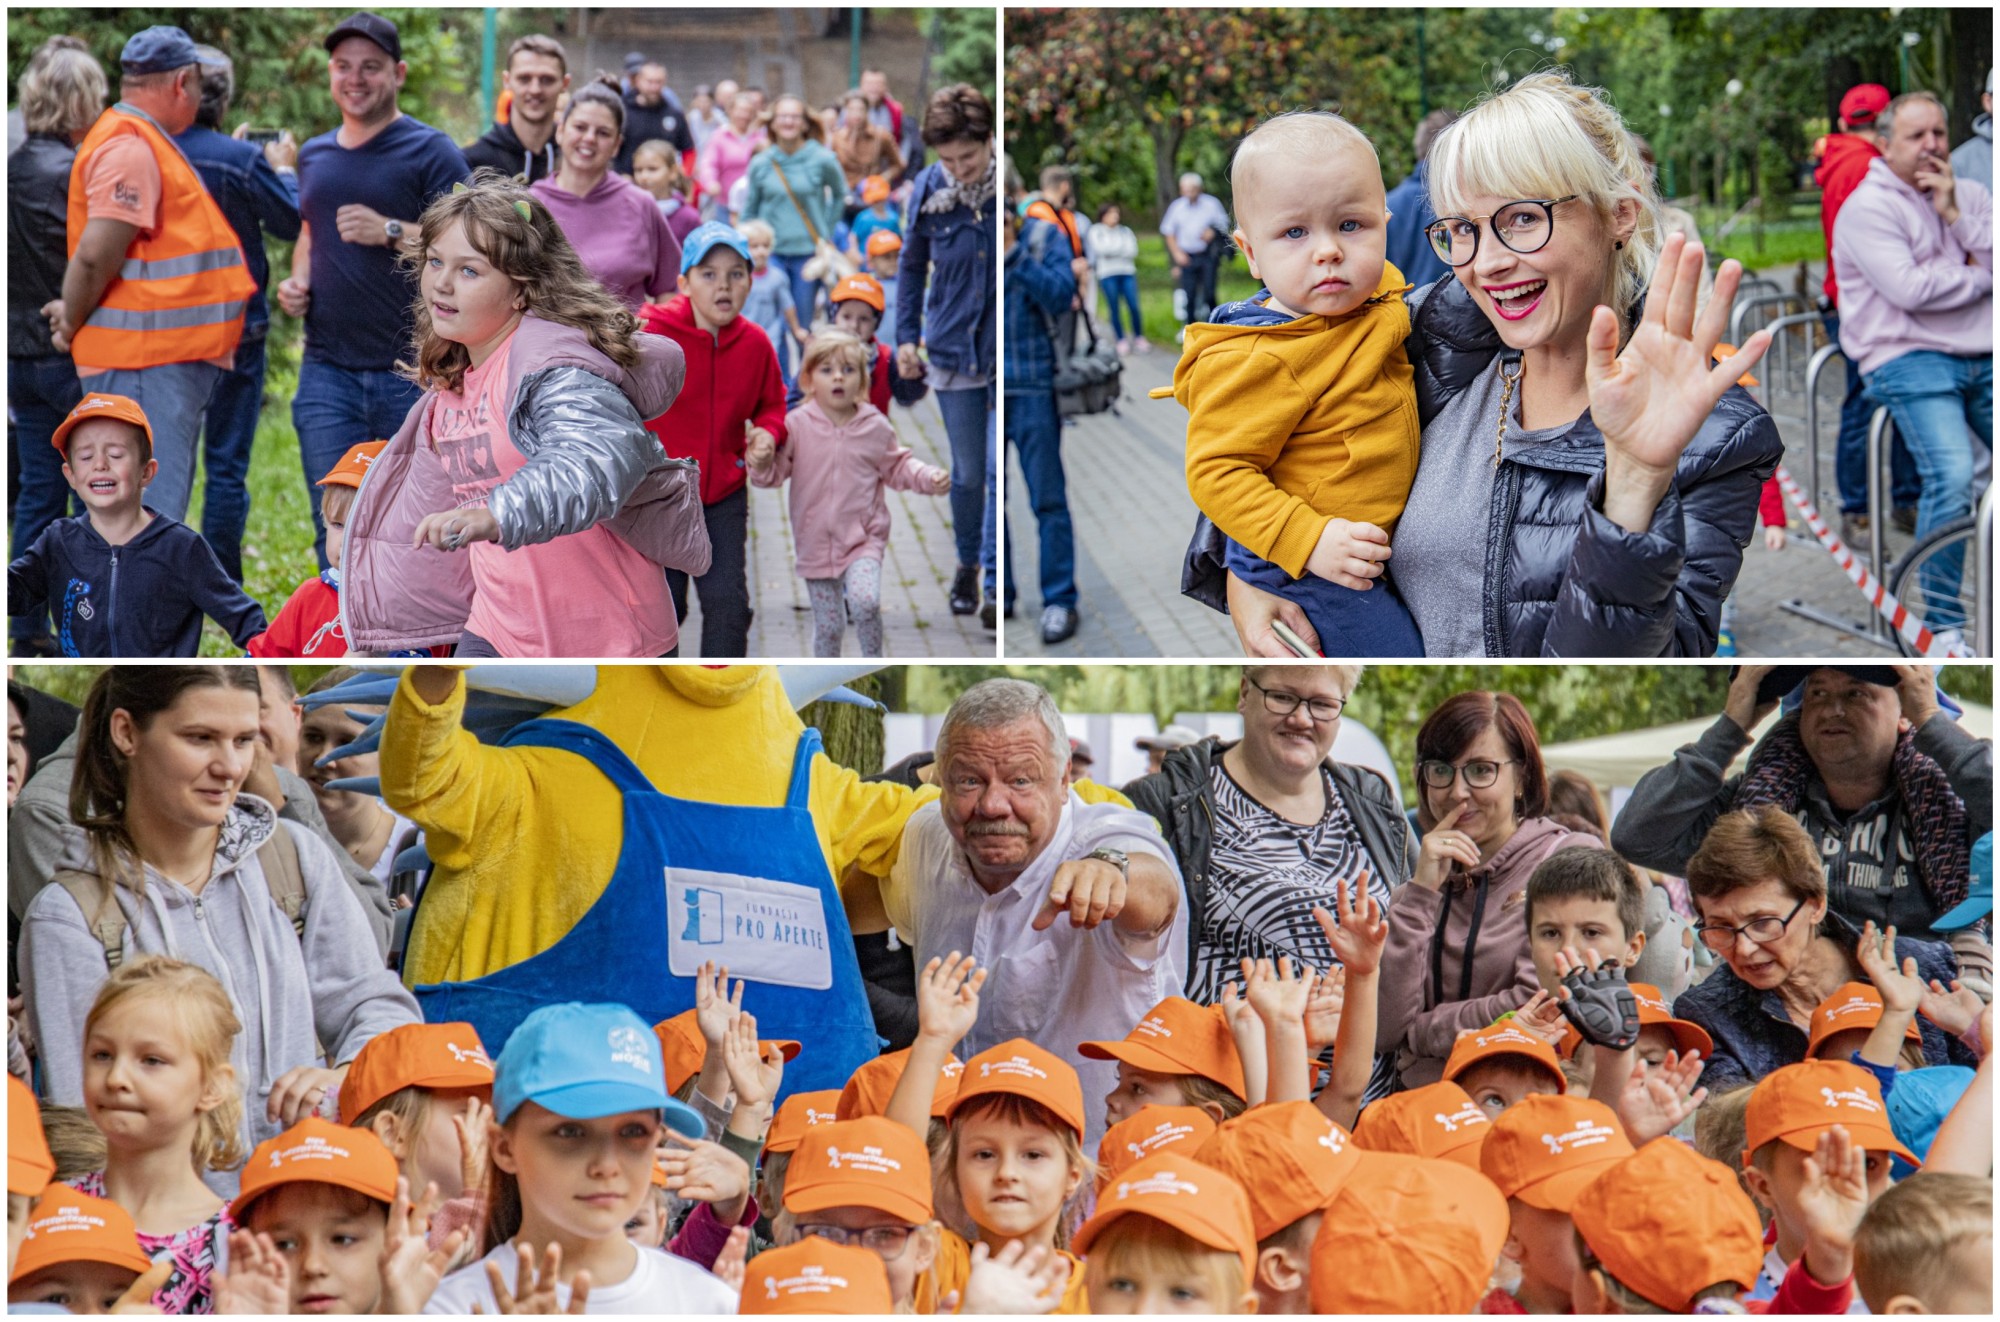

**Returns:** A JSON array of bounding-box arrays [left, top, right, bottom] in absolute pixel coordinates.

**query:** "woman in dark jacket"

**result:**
[[895, 84, 997, 620], [8, 37, 105, 655], [1193, 71, 1781, 658]]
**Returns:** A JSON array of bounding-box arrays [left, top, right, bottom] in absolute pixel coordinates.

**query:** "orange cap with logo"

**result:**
[[10, 1185, 152, 1281], [1480, 1095, 1635, 1210], [829, 274, 885, 314], [741, 1237, 894, 1314], [866, 230, 903, 257], [338, 1021, 495, 1124], [768, 1090, 845, 1155], [1078, 997, 1247, 1100], [1806, 982, 1922, 1058], [1442, 1023, 1567, 1093], [783, 1116, 934, 1224], [1351, 1080, 1493, 1169], [654, 1011, 802, 1097], [51, 393, 153, 459], [1572, 1137, 1763, 1312], [950, 1039, 1087, 1139], [861, 175, 891, 205], [317, 440, 390, 490], [1072, 1153, 1258, 1282], [1630, 982, 1715, 1061], [1097, 1105, 1217, 1193], [1743, 1059, 1918, 1164], [1308, 1152, 1510, 1314], [1192, 1100, 1361, 1240], [9, 1076, 55, 1198], [231, 1117, 402, 1222], [837, 1047, 963, 1120]]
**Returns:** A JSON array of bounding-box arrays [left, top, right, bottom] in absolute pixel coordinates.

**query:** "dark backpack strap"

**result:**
[[256, 826, 308, 940]]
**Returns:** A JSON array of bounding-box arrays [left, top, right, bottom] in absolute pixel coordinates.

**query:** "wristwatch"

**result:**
[[1084, 847, 1129, 881], [383, 219, 404, 244]]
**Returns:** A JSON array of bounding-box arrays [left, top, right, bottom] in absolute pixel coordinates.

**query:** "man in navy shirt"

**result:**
[[277, 11, 467, 569], [177, 44, 301, 585]]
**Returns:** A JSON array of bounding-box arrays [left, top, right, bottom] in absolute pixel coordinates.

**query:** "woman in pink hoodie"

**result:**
[[748, 330, 948, 656], [1376, 690, 1599, 1088], [697, 92, 768, 222]]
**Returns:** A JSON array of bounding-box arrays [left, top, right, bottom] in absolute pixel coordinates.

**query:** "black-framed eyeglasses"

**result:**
[[1694, 895, 1809, 954], [1246, 676, 1345, 723], [1418, 758, 1520, 789], [796, 1223, 919, 1258], [1425, 196, 1579, 267]]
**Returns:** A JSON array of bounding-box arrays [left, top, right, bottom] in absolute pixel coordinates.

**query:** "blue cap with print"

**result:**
[[492, 1002, 703, 1136], [1931, 832, 1992, 931], [679, 220, 752, 275], [120, 26, 201, 75], [1885, 1064, 1975, 1179]]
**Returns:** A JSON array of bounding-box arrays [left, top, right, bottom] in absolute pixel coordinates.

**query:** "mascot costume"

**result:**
[[299, 664, 927, 1101]]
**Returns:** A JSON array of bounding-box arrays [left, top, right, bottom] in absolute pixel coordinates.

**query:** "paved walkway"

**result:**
[[682, 387, 996, 657], [1005, 306, 1909, 659]]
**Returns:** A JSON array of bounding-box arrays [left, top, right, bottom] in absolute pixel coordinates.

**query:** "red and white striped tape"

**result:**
[[1773, 464, 1972, 658]]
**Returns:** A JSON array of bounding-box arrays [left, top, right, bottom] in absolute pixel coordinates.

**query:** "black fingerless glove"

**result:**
[[1558, 964, 1642, 1049]]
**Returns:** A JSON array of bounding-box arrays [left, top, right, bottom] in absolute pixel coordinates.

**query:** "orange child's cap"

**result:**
[[1072, 1153, 1258, 1283], [231, 1117, 402, 1222], [1078, 996, 1247, 1100], [1571, 1137, 1764, 1312], [836, 1047, 963, 1121], [866, 230, 902, 256], [861, 175, 891, 205], [1442, 1023, 1568, 1093], [1096, 1105, 1217, 1193], [317, 440, 390, 490], [338, 1021, 494, 1124], [1308, 1152, 1511, 1315], [950, 1039, 1087, 1139], [10, 1185, 153, 1282], [1743, 1059, 1918, 1165], [740, 1237, 894, 1314], [653, 1011, 803, 1097], [782, 1116, 934, 1225], [51, 393, 153, 458], [9, 1076, 55, 1198], [1192, 1100, 1361, 1241], [1631, 982, 1715, 1061], [1806, 982, 1922, 1058], [829, 274, 885, 314], [1350, 1080, 1493, 1169], [767, 1090, 845, 1155], [1479, 1095, 1634, 1211]]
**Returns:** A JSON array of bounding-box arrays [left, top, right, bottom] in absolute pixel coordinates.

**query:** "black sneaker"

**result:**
[[1040, 605, 1080, 644], [949, 566, 979, 615], [979, 599, 996, 630]]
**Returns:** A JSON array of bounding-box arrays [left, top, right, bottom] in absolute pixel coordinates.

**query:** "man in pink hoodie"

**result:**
[[1832, 90, 1992, 638]]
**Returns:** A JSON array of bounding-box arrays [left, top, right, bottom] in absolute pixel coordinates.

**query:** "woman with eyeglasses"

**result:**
[[1670, 805, 1973, 1094], [1376, 690, 1597, 1088], [1187, 70, 1781, 658]]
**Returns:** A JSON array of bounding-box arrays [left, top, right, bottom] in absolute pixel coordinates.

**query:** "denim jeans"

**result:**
[[936, 384, 994, 573], [1824, 310, 1919, 512], [199, 333, 268, 584], [78, 360, 222, 522], [8, 355, 83, 645], [1100, 274, 1142, 341], [1862, 350, 1994, 630], [1003, 387, 1076, 610], [292, 358, 425, 570], [771, 251, 819, 332], [664, 485, 752, 656]]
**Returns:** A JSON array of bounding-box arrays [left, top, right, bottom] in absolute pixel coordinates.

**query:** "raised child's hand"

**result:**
[[1244, 956, 1311, 1026], [1795, 1125, 1869, 1286], [1614, 1048, 1706, 1146], [212, 1232, 287, 1315], [711, 1226, 751, 1294], [1301, 964, 1346, 1053], [456, 1095, 494, 1197], [1855, 923, 1924, 1015], [379, 1177, 466, 1315], [694, 961, 744, 1047], [1304, 517, 1392, 591], [915, 951, 986, 1048], [481, 1241, 589, 1315], [959, 1238, 1069, 1314], [657, 1133, 750, 1209], [1509, 989, 1570, 1047], [1918, 977, 1985, 1040], [1314, 872, 1387, 975], [723, 1010, 785, 1113]]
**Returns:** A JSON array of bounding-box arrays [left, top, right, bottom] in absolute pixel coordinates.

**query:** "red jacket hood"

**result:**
[[1814, 132, 1880, 190], [639, 294, 788, 505]]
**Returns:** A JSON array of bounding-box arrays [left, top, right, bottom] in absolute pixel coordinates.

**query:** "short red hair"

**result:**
[[1413, 690, 1548, 831]]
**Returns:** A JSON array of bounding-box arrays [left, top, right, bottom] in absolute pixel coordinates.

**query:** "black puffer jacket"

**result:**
[[1184, 278, 1783, 656]]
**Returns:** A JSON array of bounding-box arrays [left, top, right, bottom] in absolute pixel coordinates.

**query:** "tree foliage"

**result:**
[[917, 8, 996, 104]]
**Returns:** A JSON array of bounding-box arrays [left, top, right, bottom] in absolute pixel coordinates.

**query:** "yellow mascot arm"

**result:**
[[378, 667, 533, 871], [810, 759, 941, 879]]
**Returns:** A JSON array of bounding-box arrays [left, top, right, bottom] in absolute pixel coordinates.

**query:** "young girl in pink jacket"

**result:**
[[748, 330, 948, 656]]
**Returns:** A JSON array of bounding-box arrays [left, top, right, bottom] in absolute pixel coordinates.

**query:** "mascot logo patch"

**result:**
[[666, 867, 833, 990]]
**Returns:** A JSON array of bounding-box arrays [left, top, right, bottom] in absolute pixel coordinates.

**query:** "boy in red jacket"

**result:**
[[639, 221, 787, 657]]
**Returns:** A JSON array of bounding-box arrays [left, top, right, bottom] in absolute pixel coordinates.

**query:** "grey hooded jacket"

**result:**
[[19, 795, 420, 1190]]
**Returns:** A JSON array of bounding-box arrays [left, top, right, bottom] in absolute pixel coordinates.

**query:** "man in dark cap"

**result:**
[[280, 12, 469, 571], [1613, 663, 1991, 942], [44, 24, 256, 523]]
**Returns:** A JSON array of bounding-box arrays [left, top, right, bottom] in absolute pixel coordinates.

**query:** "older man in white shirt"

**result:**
[[883, 678, 1186, 1150]]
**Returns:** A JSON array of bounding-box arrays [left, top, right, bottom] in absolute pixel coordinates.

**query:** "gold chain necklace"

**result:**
[[1494, 357, 1523, 468]]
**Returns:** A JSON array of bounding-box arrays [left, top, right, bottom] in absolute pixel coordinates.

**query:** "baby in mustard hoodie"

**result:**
[[1164, 111, 1422, 655]]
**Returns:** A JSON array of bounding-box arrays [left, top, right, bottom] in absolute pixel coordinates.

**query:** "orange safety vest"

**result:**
[[66, 105, 255, 371], [1025, 198, 1084, 258]]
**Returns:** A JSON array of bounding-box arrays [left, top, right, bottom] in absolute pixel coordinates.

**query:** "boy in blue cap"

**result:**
[[426, 1002, 738, 1313]]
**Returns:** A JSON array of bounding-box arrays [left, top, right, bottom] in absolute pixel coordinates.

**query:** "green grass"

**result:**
[[1084, 236, 1263, 345]]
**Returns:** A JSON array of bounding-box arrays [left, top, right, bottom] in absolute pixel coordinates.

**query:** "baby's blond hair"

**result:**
[[83, 956, 244, 1172], [800, 329, 873, 389], [738, 218, 777, 247], [1853, 1172, 1993, 1312], [1229, 111, 1381, 225]]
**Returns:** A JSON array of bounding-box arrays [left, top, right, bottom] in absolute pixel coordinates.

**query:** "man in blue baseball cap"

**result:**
[[1615, 663, 1991, 943]]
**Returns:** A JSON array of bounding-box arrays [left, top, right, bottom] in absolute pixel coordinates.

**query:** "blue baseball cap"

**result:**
[[492, 1003, 702, 1136], [679, 221, 752, 275], [1885, 1064, 1975, 1179], [1931, 832, 1992, 931], [121, 26, 201, 75]]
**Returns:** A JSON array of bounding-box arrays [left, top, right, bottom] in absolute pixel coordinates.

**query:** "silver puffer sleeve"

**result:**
[[485, 366, 667, 549]]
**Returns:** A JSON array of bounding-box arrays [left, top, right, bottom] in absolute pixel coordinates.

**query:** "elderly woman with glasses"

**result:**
[[1671, 805, 1974, 1094], [1188, 70, 1782, 658], [1376, 690, 1598, 1088]]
